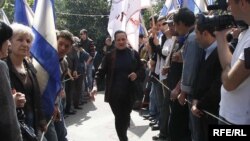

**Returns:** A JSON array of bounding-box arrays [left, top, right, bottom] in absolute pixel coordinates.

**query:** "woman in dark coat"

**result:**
[[7, 23, 46, 140], [91, 30, 143, 141]]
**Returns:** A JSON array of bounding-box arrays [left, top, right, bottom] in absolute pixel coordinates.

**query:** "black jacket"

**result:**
[[94, 48, 143, 102], [6, 57, 46, 134], [193, 49, 222, 115]]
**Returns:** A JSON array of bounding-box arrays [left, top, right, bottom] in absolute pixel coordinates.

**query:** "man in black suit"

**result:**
[[191, 14, 222, 141]]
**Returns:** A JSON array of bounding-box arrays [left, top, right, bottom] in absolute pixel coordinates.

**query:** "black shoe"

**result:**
[[151, 124, 160, 131], [74, 106, 83, 110], [64, 115, 69, 119], [149, 120, 157, 126], [79, 101, 87, 105], [65, 110, 76, 115], [148, 116, 156, 121], [143, 114, 153, 119], [152, 134, 167, 140], [152, 134, 160, 140]]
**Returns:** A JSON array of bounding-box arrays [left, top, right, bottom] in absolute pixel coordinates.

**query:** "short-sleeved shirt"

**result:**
[[220, 27, 250, 124]]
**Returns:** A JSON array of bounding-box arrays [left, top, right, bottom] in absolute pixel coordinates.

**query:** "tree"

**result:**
[[3, 0, 34, 22], [3, 0, 110, 50], [2, 0, 164, 50], [55, 0, 110, 50], [142, 1, 165, 30]]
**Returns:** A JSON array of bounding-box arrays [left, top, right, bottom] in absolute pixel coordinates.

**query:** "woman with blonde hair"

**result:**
[[6, 23, 46, 140]]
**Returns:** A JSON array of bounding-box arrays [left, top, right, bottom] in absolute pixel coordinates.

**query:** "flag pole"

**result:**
[[139, 13, 148, 37], [149, 4, 157, 38], [149, 6, 155, 27]]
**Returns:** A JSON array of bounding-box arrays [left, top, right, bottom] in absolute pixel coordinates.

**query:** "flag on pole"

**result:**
[[139, 13, 147, 37], [159, 0, 177, 16], [108, 0, 151, 51], [31, 0, 60, 117], [107, 0, 128, 40], [125, 0, 151, 51], [193, 0, 207, 13], [126, 11, 140, 51], [0, 9, 10, 24], [14, 0, 34, 26], [207, 0, 214, 5], [159, 5, 168, 16], [179, 0, 207, 14]]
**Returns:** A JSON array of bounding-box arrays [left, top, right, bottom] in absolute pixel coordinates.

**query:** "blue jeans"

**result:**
[[154, 81, 164, 123], [54, 118, 68, 141], [45, 120, 58, 141], [149, 82, 157, 117], [86, 62, 94, 91], [54, 97, 68, 141], [187, 96, 203, 141]]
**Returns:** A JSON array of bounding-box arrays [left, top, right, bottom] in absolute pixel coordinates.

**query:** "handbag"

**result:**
[[19, 121, 38, 141]]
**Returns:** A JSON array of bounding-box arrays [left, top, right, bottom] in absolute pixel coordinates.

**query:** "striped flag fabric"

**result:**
[[159, 4, 168, 16], [179, 0, 208, 14], [14, 0, 34, 26], [0, 9, 10, 24], [30, 0, 61, 117], [160, 0, 175, 16], [159, 0, 181, 17], [107, 0, 128, 40]]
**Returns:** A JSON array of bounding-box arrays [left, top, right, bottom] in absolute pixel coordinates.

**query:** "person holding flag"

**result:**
[[6, 23, 47, 140]]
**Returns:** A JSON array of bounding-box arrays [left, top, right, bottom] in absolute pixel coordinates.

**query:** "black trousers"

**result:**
[[73, 75, 84, 107], [65, 76, 73, 112], [109, 97, 133, 141], [169, 100, 191, 141]]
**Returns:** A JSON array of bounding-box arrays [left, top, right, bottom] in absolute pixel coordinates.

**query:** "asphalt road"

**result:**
[[65, 91, 158, 141]]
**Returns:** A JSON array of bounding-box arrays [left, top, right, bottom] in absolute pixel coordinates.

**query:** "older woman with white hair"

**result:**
[[5, 23, 47, 140]]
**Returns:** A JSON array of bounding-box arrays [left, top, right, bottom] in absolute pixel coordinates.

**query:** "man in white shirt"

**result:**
[[215, 0, 250, 124]]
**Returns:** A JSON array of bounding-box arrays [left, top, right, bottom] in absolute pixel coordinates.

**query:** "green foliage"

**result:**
[[142, 1, 165, 30], [2, 0, 34, 23], [2, 0, 110, 50], [3, 0, 14, 22], [55, 0, 110, 49], [2, 0, 165, 50]]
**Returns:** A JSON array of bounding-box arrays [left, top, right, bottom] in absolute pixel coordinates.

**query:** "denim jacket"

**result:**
[[181, 31, 203, 94]]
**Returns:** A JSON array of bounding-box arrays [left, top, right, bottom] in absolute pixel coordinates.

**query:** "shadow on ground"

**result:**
[[129, 119, 149, 138], [65, 101, 97, 126]]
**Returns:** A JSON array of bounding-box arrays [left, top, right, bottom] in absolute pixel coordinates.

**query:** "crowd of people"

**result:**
[[130, 1, 250, 141], [1, 0, 250, 141], [91, 0, 250, 141], [0, 21, 100, 140]]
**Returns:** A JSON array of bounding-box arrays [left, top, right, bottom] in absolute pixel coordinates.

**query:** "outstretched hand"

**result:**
[[90, 87, 97, 101], [128, 72, 137, 81]]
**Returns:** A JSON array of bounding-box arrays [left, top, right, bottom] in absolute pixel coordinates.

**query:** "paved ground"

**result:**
[[65, 91, 158, 141]]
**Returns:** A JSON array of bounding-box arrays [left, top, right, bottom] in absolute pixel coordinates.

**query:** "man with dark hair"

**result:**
[[171, 7, 203, 141], [79, 28, 95, 96], [215, 0, 250, 124], [191, 14, 222, 141], [49, 29, 74, 141]]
